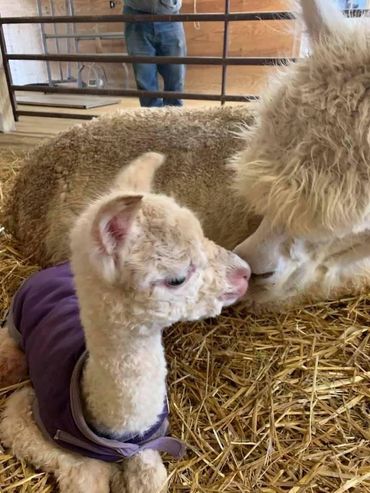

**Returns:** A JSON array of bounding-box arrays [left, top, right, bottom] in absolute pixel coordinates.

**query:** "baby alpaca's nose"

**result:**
[[228, 265, 251, 299]]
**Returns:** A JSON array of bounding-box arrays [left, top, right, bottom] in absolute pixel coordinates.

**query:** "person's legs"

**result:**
[[124, 6, 163, 107], [156, 22, 186, 106]]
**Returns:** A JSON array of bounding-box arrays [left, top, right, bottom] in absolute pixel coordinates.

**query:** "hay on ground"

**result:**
[[0, 149, 369, 492]]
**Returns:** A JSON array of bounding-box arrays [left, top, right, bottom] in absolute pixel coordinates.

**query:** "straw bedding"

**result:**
[[0, 148, 369, 492]]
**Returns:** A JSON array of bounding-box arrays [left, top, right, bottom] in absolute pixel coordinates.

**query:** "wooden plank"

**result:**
[[183, 19, 298, 57], [182, 0, 294, 13], [184, 65, 280, 95]]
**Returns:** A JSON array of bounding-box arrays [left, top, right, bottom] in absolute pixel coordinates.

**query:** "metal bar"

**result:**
[[220, 0, 230, 106], [0, 20, 18, 121], [69, 0, 80, 79], [26, 78, 77, 84], [0, 12, 296, 24], [50, 0, 64, 81], [17, 110, 97, 119], [13, 84, 259, 102], [7, 53, 296, 65], [37, 0, 53, 86], [69, 0, 82, 88], [45, 32, 124, 39], [1, 8, 365, 24], [65, 0, 72, 79]]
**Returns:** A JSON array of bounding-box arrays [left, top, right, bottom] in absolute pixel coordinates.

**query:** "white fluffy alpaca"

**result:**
[[0, 152, 250, 493]]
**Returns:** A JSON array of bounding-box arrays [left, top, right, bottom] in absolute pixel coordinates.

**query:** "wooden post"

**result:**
[[0, 40, 15, 132]]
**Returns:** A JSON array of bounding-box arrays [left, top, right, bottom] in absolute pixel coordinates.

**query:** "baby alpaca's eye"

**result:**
[[165, 276, 187, 288]]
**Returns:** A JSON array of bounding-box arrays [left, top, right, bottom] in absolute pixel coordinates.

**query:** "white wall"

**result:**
[[0, 50, 15, 132], [2, 0, 48, 85], [299, 0, 370, 57]]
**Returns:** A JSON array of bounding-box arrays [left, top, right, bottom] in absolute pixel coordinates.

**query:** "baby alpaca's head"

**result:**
[[70, 153, 250, 334]]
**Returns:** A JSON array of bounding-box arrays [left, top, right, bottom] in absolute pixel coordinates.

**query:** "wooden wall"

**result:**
[[4, 0, 300, 96]]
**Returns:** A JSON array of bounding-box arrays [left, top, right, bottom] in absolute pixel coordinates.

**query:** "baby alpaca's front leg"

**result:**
[[0, 386, 116, 493], [0, 325, 27, 386], [124, 450, 168, 493]]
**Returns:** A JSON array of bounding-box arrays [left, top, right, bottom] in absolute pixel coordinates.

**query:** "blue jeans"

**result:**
[[124, 6, 186, 107]]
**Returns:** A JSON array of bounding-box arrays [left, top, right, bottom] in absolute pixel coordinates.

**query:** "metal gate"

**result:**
[[0, 4, 366, 120]]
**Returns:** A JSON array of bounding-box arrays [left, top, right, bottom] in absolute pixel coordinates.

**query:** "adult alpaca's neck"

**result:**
[[82, 327, 166, 438]]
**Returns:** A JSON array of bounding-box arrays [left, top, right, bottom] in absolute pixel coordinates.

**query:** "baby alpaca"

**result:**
[[0, 152, 250, 493]]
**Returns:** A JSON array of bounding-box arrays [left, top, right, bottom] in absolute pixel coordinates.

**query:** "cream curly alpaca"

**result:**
[[0, 152, 250, 493]]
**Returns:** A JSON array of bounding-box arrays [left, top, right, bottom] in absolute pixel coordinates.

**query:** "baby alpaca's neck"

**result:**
[[82, 318, 167, 438]]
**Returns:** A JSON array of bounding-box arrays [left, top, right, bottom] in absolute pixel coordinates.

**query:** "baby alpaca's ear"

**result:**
[[91, 195, 142, 281], [114, 152, 165, 193]]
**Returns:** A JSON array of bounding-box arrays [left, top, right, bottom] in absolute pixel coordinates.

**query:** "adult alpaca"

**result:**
[[5, 0, 370, 311]]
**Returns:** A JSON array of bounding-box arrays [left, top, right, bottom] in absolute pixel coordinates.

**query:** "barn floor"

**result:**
[[0, 99, 236, 150], [0, 119, 370, 492]]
